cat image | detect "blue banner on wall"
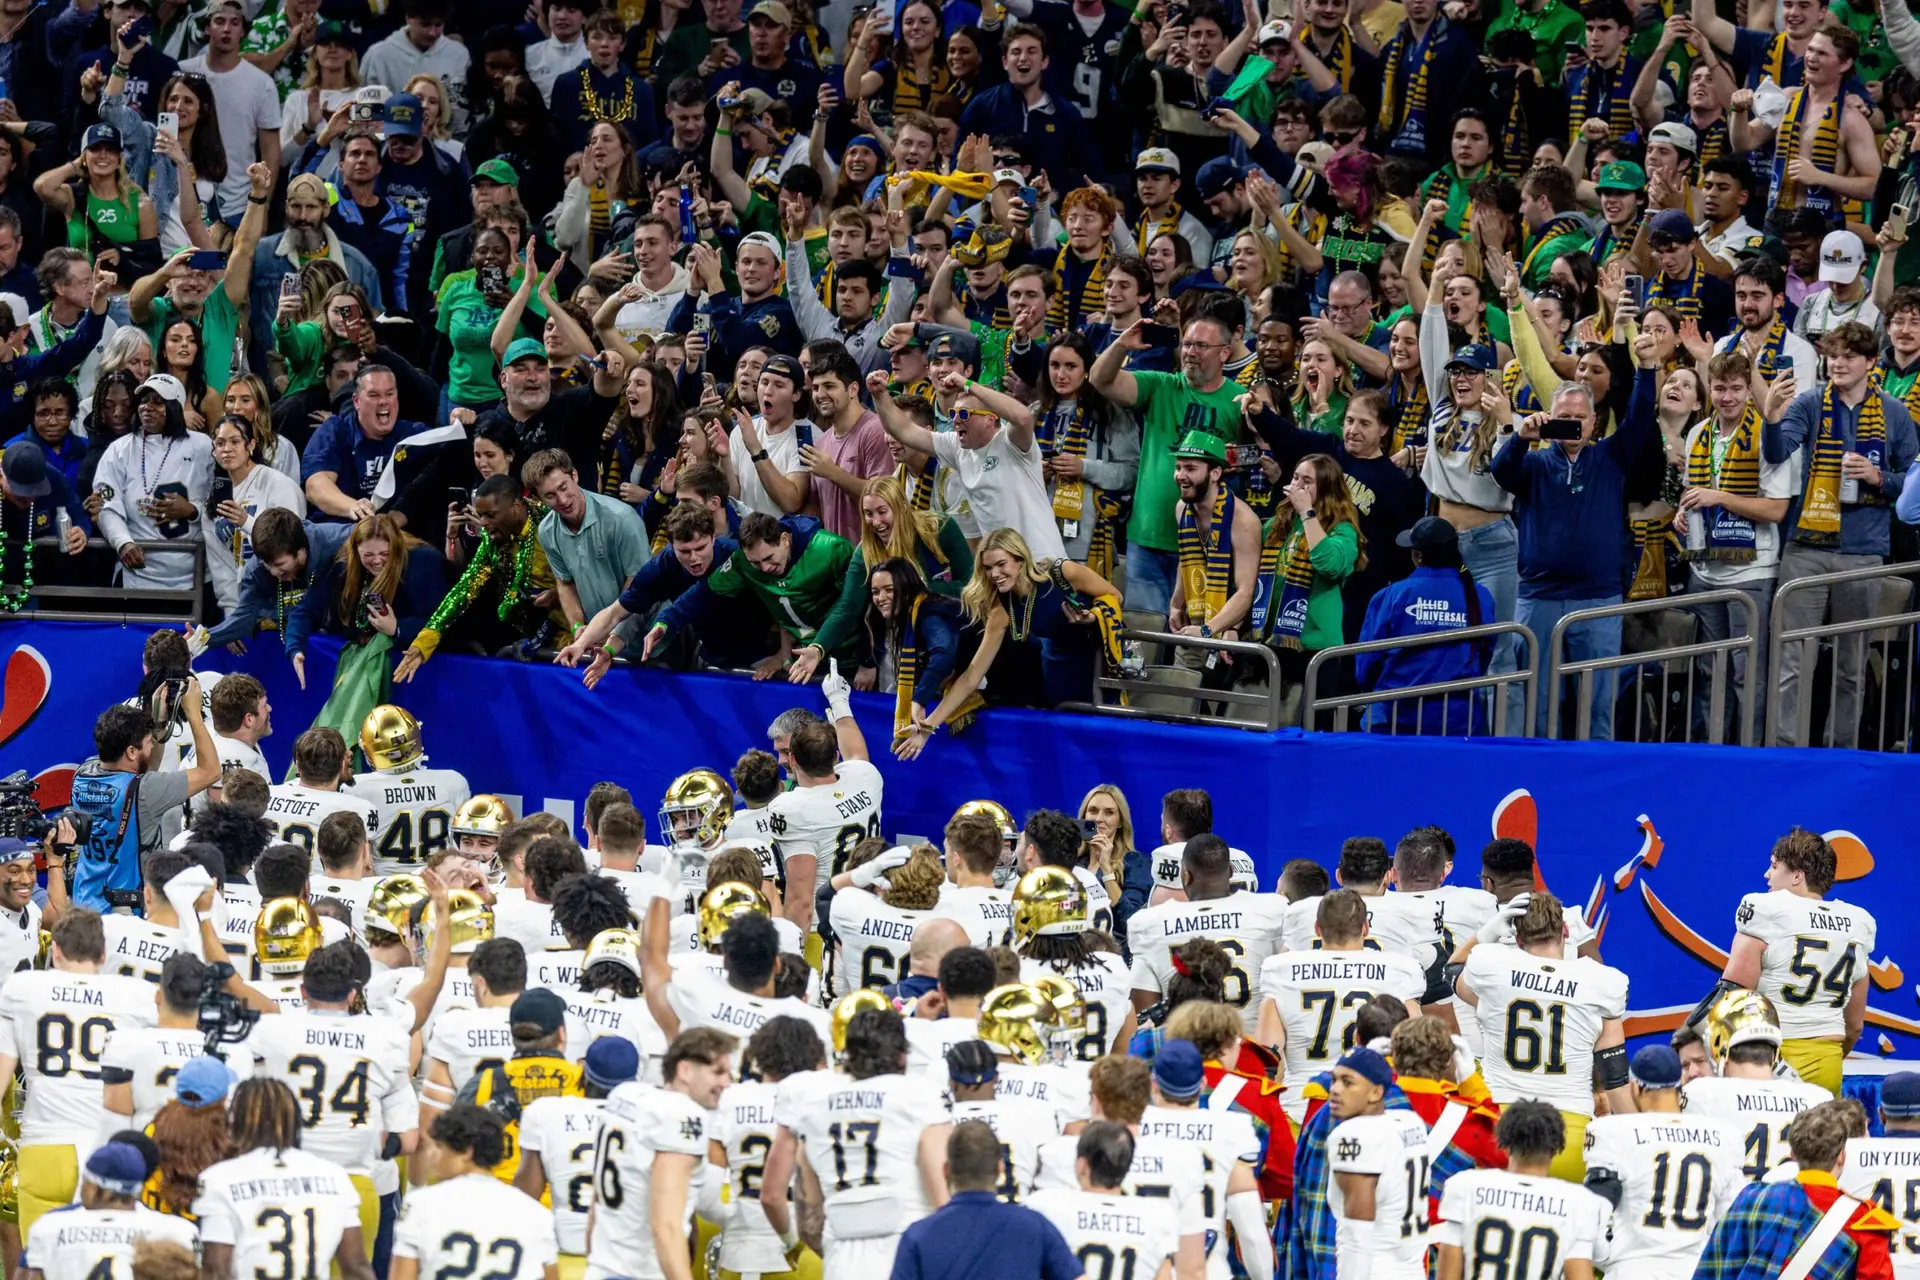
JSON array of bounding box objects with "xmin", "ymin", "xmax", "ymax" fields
[{"xmin": 4, "ymin": 620, "xmax": 1918, "ymax": 1059}]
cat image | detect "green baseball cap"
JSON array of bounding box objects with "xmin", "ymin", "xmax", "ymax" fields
[
  {"xmin": 1594, "ymin": 160, "xmax": 1647, "ymax": 193},
  {"xmin": 473, "ymin": 158, "xmax": 519, "ymax": 187},
  {"xmin": 502, "ymin": 337, "xmax": 546, "ymax": 367},
  {"xmin": 1170, "ymin": 430, "xmax": 1228, "ymax": 464}
]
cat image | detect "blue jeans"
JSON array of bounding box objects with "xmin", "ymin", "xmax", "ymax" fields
[
  {"xmin": 1518, "ymin": 593, "xmax": 1623, "ymax": 740},
  {"xmin": 1126, "ymin": 547, "xmax": 1180, "ymax": 618},
  {"xmin": 1456, "ymin": 518, "xmax": 1519, "ymax": 729}
]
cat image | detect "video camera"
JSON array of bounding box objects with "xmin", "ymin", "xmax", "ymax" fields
[
  {"xmin": 196, "ymin": 960, "xmax": 259, "ymax": 1060},
  {"xmin": 0, "ymin": 773, "xmax": 52, "ymax": 843}
]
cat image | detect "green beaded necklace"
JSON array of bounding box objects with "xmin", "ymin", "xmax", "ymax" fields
[{"xmin": 0, "ymin": 504, "xmax": 33, "ymax": 612}]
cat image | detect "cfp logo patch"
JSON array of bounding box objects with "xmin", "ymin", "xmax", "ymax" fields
[
  {"xmin": 1334, "ymin": 1137, "xmax": 1361, "ymax": 1162},
  {"xmin": 680, "ymin": 1115, "xmax": 704, "ymax": 1141}
]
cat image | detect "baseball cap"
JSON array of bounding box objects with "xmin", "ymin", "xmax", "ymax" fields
[
  {"xmin": 83, "ymin": 1143, "xmax": 149, "ymax": 1197},
  {"xmin": 946, "ymin": 1040, "xmax": 1000, "ymax": 1087},
  {"xmin": 1628, "ymin": 1044, "xmax": 1682, "ymax": 1089},
  {"xmin": 1336, "ymin": 1046, "xmax": 1394, "ymax": 1087},
  {"xmin": 1256, "ymin": 17, "xmax": 1290, "ymax": 43},
  {"xmin": 991, "ymin": 168, "xmax": 1026, "ymax": 188},
  {"xmin": 727, "ymin": 88, "xmax": 776, "ymax": 120},
  {"xmin": 761, "ymin": 353, "xmax": 804, "ymax": 384},
  {"xmin": 1733, "ymin": 234, "xmax": 1790, "ymax": 268},
  {"xmin": 1445, "ymin": 343, "xmax": 1497, "ymax": 373},
  {"xmin": 1293, "ymin": 141, "xmax": 1335, "ymax": 173},
  {"xmin": 1135, "ymin": 147, "xmax": 1180, "ymax": 175},
  {"xmin": 748, "ymin": 0, "xmax": 792, "ymax": 23},
  {"xmin": 314, "ymin": 19, "xmax": 351, "ymax": 43},
  {"xmin": 502, "ymin": 337, "xmax": 546, "ymax": 367},
  {"xmin": 510, "ymin": 988, "xmax": 569, "ymax": 1036},
  {"xmin": 1819, "ymin": 229, "xmax": 1866, "ymax": 283},
  {"xmin": 1647, "ymin": 208, "xmax": 1697, "ymax": 243},
  {"xmin": 1194, "ymin": 156, "xmax": 1246, "ymax": 201},
  {"xmin": 737, "ymin": 230, "xmax": 785, "ymax": 261},
  {"xmin": 1396, "ymin": 515, "xmax": 1459, "ymax": 552},
  {"xmin": 1170, "ymin": 430, "xmax": 1227, "ymax": 464},
  {"xmin": 81, "ymin": 123, "xmax": 121, "ymax": 152},
  {"xmin": 0, "ymin": 837, "xmax": 35, "ymax": 865},
  {"xmin": 1883, "ymin": 1071, "xmax": 1920, "ymax": 1118},
  {"xmin": 1648, "ymin": 121, "xmax": 1698, "ymax": 154},
  {"xmin": 584, "ymin": 1037, "xmax": 641, "ymax": 1090},
  {"xmin": 138, "ymin": 373, "xmax": 186, "ymax": 405},
  {"xmin": 927, "ymin": 331, "xmax": 981, "ymax": 368},
  {"xmin": 1151, "ymin": 1039, "xmax": 1205, "ymax": 1101},
  {"xmin": 206, "ymin": 0, "xmax": 247, "ymax": 15},
  {"xmin": 474, "ymin": 158, "xmax": 519, "ymax": 188},
  {"xmin": 383, "ymin": 93, "xmax": 424, "ymax": 137},
  {"xmin": 1, "ymin": 441, "xmax": 50, "ymax": 499},
  {"xmin": 1594, "ymin": 160, "xmax": 1647, "ymax": 193},
  {"xmin": 175, "ymin": 1055, "xmax": 235, "ymax": 1108}
]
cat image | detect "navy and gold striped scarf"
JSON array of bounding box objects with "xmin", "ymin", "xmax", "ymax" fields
[
  {"xmin": 1176, "ymin": 486, "xmax": 1236, "ymax": 626},
  {"xmin": 1685, "ymin": 404, "xmax": 1764, "ymax": 562},
  {"xmin": 1568, "ymin": 57, "xmax": 1638, "ymax": 144},
  {"xmin": 1048, "ymin": 240, "xmax": 1112, "ymax": 332}
]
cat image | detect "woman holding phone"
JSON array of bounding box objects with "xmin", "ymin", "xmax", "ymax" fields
[
  {"xmin": 219, "ymin": 373, "xmax": 298, "ymax": 480},
  {"xmin": 284, "ymin": 512, "xmax": 446, "ymax": 706},
  {"xmin": 91, "ymin": 68, "xmax": 222, "ymax": 257},
  {"xmin": 205, "ymin": 414, "xmax": 304, "ymax": 613},
  {"xmin": 433, "ymin": 225, "xmax": 524, "ymax": 413}
]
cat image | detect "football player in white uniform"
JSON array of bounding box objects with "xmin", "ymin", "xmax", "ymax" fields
[
  {"xmin": 656, "ymin": 769, "xmax": 745, "ymax": 915},
  {"xmin": 451, "ymin": 793, "xmax": 516, "ymax": 866},
  {"xmin": 236, "ymin": 937, "xmax": 420, "ymax": 1250},
  {"xmin": 311, "ymin": 811, "xmax": 377, "ymax": 935},
  {"xmin": 723, "ymin": 749, "xmax": 786, "ymax": 888},
  {"xmin": 1128, "ymin": 834, "xmax": 1287, "ymax": 1033},
  {"xmin": 1139, "ymin": 1039, "xmax": 1272, "ymax": 1280},
  {"xmin": 344, "ymin": 706, "xmax": 470, "ymax": 875},
  {"xmin": 1680, "ymin": 989, "xmax": 1830, "ymax": 1182},
  {"xmin": 585, "ymin": 1027, "xmax": 736, "ymax": 1280},
  {"xmin": 761, "ymin": 1007, "xmax": 951, "ymax": 1278},
  {"xmin": 195, "ymin": 1077, "xmax": 373, "ymax": 1280},
  {"xmin": 1258, "ymin": 890, "xmax": 1428, "ymax": 1124},
  {"xmin": 1706, "ymin": 827, "xmax": 1874, "ymax": 1096},
  {"xmin": 764, "ymin": 711, "xmax": 882, "ymax": 940},
  {"xmin": 903, "ymin": 945, "xmax": 996, "ymax": 1078},
  {"xmin": 1457, "ymin": 893, "xmax": 1632, "ymax": 1181},
  {"xmin": 930, "ymin": 811, "xmax": 1014, "ymax": 947},
  {"xmin": 0, "ymin": 909, "xmax": 159, "ymax": 1238},
  {"xmin": 706, "ymin": 1016, "xmax": 828, "ymax": 1278},
  {"xmin": 1434, "ymin": 1101, "xmax": 1610, "ymax": 1280},
  {"xmin": 1325, "ymin": 1046, "xmax": 1434, "ymax": 1280},
  {"xmin": 1029, "ymin": 1121, "xmax": 1184, "ymax": 1280},
  {"xmin": 828, "ymin": 844, "xmax": 942, "ymax": 996},
  {"xmin": 974, "ymin": 984, "xmax": 1092, "ymax": 1131},
  {"xmin": 946, "ymin": 1039, "xmax": 1055, "ymax": 1203},
  {"xmin": 17, "ymin": 1141, "xmax": 199, "ymax": 1280},
  {"xmin": 667, "ymin": 852, "xmax": 806, "ymax": 964},
  {"xmin": 396, "ymin": 1104, "xmax": 558, "ymax": 1280},
  {"xmin": 1582, "ymin": 1044, "xmax": 1743, "ymax": 1280},
  {"xmin": 640, "ymin": 895, "xmax": 831, "ymax": 1056},
  {"xmin": 268, "ymin": 728, "xmax": 380, "ymax": 857},
  {"xmin": 1842, "ymin": 1069, "xmax": 1920, "ymax": 1280},
  {"xmin": 99, "ymin": 849, "xmax": 191, "ymax": 985},
  {"xmin": 518, "ymin": 1037, "xmax": 641, "ymax": 1277},
  {"xmin": 590, "ymin": 804, "xmax": 675, "ymax": 924},
  {"xmin": 424, "ymin": 939, "xmax": 531, "ymax": 1108},
  {"xmin": 1012, "ymin": 864, "xmax": 1135, "ymax": 1061},
  {"xmin": 102, "ymin": 952, "xmax": 253, "ymax": 1132},
  {"xmin": 1145, "ymin": 789, "xmax": 1257, "ymax": 901},
  {"xmin": 0, "ymin": 836, "xmax": 43, "ymax": 980},
  {"xmin": 1282, "ymin": 839, "xmax": 1445, "ymax": 975}
]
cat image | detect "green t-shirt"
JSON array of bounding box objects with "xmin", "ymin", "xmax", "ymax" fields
[
  {"xmin": 1486, "ymin": 0, "xmax": 1585, "ymax": 85},
  {"xmin": 145, "ymin": 289, "xmax": 239, "ymax": 394},
  {"xmin": 1127, "ymin": 371, "xmax": 1246, "ymax": 554},
  {"xmin": 434, "ymin": 271, "xmax": 543, "ymax": 407},
  {"xmin": 1832, "ymin": 0, "xmax": 1897, "ymax": 83}
]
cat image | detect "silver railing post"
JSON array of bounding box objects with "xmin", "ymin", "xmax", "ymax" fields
[
  {"xmin": 1767, "ymin": 560, "xmax": 1920, "ymax": 750},
  {"xmin": 1299, "ymin": 622, "xmax": 1539, "ymax": 738},
  {"xmin": 1543, "ymin": 592, "xmax": 1760, "ymax": 744}
]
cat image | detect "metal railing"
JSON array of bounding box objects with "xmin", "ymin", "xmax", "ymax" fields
[
  {"xmin": 1058, "ymin": 628, "xmax": 1284, "ymax": 732},
  {"xmin": 1302, "ymin": 622, "xmax": 1540, "ymax": 737},
  {"xmin": 1545, "ymin": 592, "xmax": 1762, "ymax": 745},
  {"xmin": 1, "ymin": 538, "xmax": 204, "ymax": 625},
  {"xmin": 1767, "ymin": 560, "xmax": 1920, "ymax": 750}
]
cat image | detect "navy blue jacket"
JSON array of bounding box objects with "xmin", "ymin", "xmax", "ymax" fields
[
  {"xmin": 0, "ymin": 311, "xmax": 103, "ymax": 438},
  {"xmin": 956, "ymin": 84, "xmax": 1092, "ymax": 195},
  {"xmin": 1492, "ymin": 369, "xmax": 1658, "ymax": 601},
  {"xmin": 665, "ymin": 291, "xmax": 801, "ymax": 383},
  {"xmin": 617, "ymin": 535, "xmax": 740, "ymax": 617},
  {"xmin": 204, "ymin": 520, "xmax": 353, "ymax": 650},
  {"xmin": 0, "ymin": 465, "xmax": 89, "ymax": 583},
  {"xmin": 1356, "ymin": 564, "xmax": 1497, "ymax": 735},
  {"xmin": 888, "ymin": 1192, "xmax": 1080, "ymax": 1280}
]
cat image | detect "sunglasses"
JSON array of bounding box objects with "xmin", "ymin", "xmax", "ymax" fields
[{"xmin": 1326, "ymin": 130, "xmax": 1362, "ymax": 146}]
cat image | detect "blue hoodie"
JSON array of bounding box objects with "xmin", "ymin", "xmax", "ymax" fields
[{"xmin": 1355, "ymin": 565, "xmax": 1498, "ymax": 735}]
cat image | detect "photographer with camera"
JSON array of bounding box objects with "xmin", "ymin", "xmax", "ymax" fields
[{"xmin": 69, "ymin": 681, "xmax": 223, "ymax": 914}]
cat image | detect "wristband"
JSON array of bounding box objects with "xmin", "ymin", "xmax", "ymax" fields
[
  {"xmin": 750, "ymin": 449, "xmax": 768, "ymax": 462},
  {"xmin": 248, "ymin": 194, "xmax": 270, "ymax": 204}
]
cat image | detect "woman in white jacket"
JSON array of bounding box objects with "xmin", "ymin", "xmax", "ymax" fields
[
  {"xmin": 94, "ymin": 373, "xmax": 214, "ymax": 594},
  {"xmin": 205, "ymin": 414, "xmax": 305, "ymax": 612}
]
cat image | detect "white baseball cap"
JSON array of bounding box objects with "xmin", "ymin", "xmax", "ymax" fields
[
  {"xmin": 992, "ymin": 168, "xmax": 1025, "ymax": 187},
  {"xmin": 1256, "ymin": 18, "xmax": 1290, "ymax": 43},
  {"xmin": 1648, "ymin": 121, "xmax": 1697, "ymax": 154},
  {"xmin": 1134, "ymin": 147, "xmax": 1180, "ymax": 175},
  {"xmin": 1818, "ymin": 229, "xmax": 1866, "ymax": 283},
  {"xmin": 138, "ymin": 373, "xmax": 186, "ymax": 405}
]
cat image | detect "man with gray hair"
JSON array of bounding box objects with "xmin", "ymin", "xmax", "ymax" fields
[
  {"xmin": 766, "ymin": 707, "xmax": 822, "ymax": 780},
  {"xmin": 1491, "ymin": 334, "xmax": 1662, "ymax": 739},
  {"xmin": 1298, "ymin": 270, "xmax": 1391, "ymax": 384}
]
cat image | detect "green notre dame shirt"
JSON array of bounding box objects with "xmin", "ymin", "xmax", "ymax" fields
[
  {"xmin": 1127, "ymin": 371, "xmax": 1246, "ymax": 554},
  {"xmin": 703, "ymin": 518, "xmax": 855, "ymax": 654}
]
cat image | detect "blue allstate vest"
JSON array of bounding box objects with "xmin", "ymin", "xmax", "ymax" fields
[{"xmin": 69, "ymin": 769, "xmax": 141, "ymax": 910}]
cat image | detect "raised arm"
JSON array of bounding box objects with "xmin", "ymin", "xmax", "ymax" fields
[
  {"xmin": 1689, "ymin": 0, "xmax": 1738, "ymax": 57},
  {"xmin": 709, "ymin": 84, "xmax": 754, "ymax": 212},
  {"xmin": 864, "ymin": 369, "xmax": 939, "ymax": 453},
  {"xmin": 224, "ymin": 162, "xmax": 274, "ymax": 307},
  {"xmin": 1089, "ymin": 320, "xmax": 1146, "ymax": 406},
  {"xmin": 491, "ymin": 245, "xmax": 540, "ymax": 359},
  {"xmin": 898, "ymin": 607, "xmax": 1007, "ymax": 759}
]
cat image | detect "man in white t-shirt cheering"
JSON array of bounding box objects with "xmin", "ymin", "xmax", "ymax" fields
[{"xmin": 867, "ymin": 341, "xmax": 1067, "ymax": 560}]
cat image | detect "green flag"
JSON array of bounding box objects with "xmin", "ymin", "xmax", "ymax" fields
[{"xmin": 1221, "ymin": 55, "xmax": 1276, "ymax": 127}]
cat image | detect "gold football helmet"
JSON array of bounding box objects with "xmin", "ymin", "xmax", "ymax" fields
[
  {"xmin": 1026, "ymin": 973, "xmax": 1087, "ymax": 1030},
  {"xmin": 831, "ymin": 988, "xmax": 894, "ymax": 1055},
  {"xmin": 424, "ymin": 888, "xmax": 494, "ymax": 954},
  {"xmin": 977, "ymin": 983, "xmax": 1055, "ymax": 1066},
  {"xmin": 367, "ymin": 875, "xmax": 430, "ymax": 941},
  {"xmin": 1703, "ymin": 988, "xmax": 1782, "ymax": 1063},
  {"xmin": 584, "ymin": 928, "xmax": 643, "ymax": 979},
  {"xmin": 255, "ymin": 897, "xmax": 323, "ymax": 976},
  {"xmin": 360, "ymin": 705, "xmax": 425, "ymax": 773},
  {"xmin": 0, "ymin": 1136, "xmax": 17, "ymax": 1222},
  {"xmin": 452, "ymin": 794, "xmax": 515, "ymax": 841},
  {"xmin": 953, "ymin": 800, "xmax": 1018, "ymax": 886},
  {"xmin": 1012, "ymin": 866, "xmax": 1088, "ymax": 946},
  {"xmin": 698, "ymin": 881, "xmax": 770, "ymax": 951},
  {"xmin": 661, "ymin": 769, "xmax": 734, "ymax": 853}
]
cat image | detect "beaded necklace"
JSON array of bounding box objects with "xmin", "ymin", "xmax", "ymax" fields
[
  {"xmin": 1005, "ymin": 582, "xmax": 1039, "ymax": 641},
  {"xmin": 498, "ymin": 519, "xmax": 538, "ymax": 622},
  {"xmin": 276, "ymin": 564, "xmax": 315, "ymax": 636},
  {"xmin": 579, "ymin": 65, "xmax": 636, "ymax": 124},
  {"xmin": 138, "ymin": 431, "xmax": 175, "ymax": 501},
  {"xmin": 0, "ymin": 505, "xmax": 33, "ymax": 611}
]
